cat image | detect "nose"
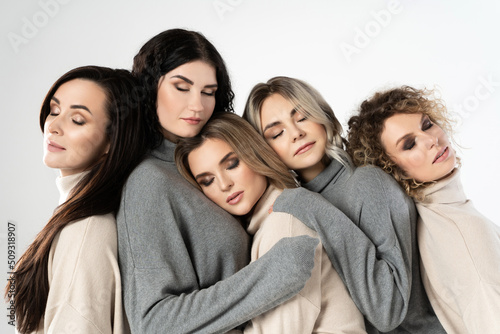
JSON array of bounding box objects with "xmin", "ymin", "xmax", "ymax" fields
[
  {"xmin": 46, "ymin": 115, "xmax": 62, "ymax": 135},
  {"xmin": 422, "ymin": 132, "xmax": 438, "ymax": 149},
  {"xmin": 291, "ymin": 124, "xmax": 305, "ymax": 142},
  {"xmin": 219, "ymin": 174, "xmax": 234, "ymax": 192},
  {"xmin": 188, "ymin": 92, "xmax": 204, "ymax": 112}
]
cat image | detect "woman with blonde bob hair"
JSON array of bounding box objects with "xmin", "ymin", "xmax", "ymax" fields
[
  {"xmin": 244, "ymin": 76, "xmax": 350, "ymax": 168},
  {"xmin": 347, "ymin": 85, "xmax": 500, "ymax": 333},
  {"xmin": 175, "ymin": 112, "xmax": 367, "ymax": 333},
  {"xmin": 243, "ymin": 76, "xmax": 445, "ymax": 333}
]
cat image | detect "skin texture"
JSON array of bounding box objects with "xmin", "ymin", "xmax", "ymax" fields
[
  {"xmin": 43, "ymin": 79, "xmax": 110, "ymax": 177},
  {"xmin": 260, "ymin": 93, "xmax": 327, "ymax": 182},
  {"xmin": 381, "ymin": 113, "xmax": 456, "ymax": 183},
  {"xmin": 157, "ymin": 61, "xmax": 218, "ymax": 142},
  {"xmin": 187, "ymin": 138, "xmax": 268, "ymax": 216}
]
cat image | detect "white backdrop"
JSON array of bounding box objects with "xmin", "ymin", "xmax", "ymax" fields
[{"xmin": 1, "ymin": 0, "xmax": 499, "ymax": 331}]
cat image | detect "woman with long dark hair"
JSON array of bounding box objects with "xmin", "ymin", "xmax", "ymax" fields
[
  {"xmin": 6, "ymin": 66, "xmax": 147, "ymax": 333},
  {"xmin": 117, "ymin": 29, "xmax": 317, "ymax": 333}
]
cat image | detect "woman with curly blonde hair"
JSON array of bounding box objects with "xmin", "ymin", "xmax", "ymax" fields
[{"xmin": 347, "ymin": 85, "xmax": 500, "ymax": 333}]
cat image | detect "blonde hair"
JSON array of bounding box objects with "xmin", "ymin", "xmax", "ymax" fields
[
  {"xmin": 243, "ymin": 76, "xmax": 351, "ymax": 167},
  {"xmin": 175, "ymin": 112, "xmax": 297, "ymax": 191},
  {"xmin": 347, "ymin": 85, "xmax": 458, "ymax": 200}
]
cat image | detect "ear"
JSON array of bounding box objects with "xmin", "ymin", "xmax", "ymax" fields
[{"xmin": 104, "ymin": 141, "xmax": 111, "ymax": 155}]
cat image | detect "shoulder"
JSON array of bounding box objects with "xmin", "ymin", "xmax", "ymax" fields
[
  {"xmin": 57, "ymin": 214, "xmax": 118, "ymax": 252},
  {"xmin": 126, "ymin": 154, "xmax": 173, "ymax": 187},
  {"xmin": 349, "ymin": 165, "xmax": 407, "ymax": 197}
]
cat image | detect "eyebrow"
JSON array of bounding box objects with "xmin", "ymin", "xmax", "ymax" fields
[
  {"xmin": 263, "ymin": 108, "xmax": 297, "ymax": 133},
  {"xmin": 194, "ymin": 151, "xmax": 235, "ymax": 180},
  {"xmin": 170, "ymin": 75, "xmax": 218, "ymax": 89},
  {"xmin": 394, "ymin": 113, "xmax": 426, "ymax": 147},
  {"xmin": 51, "ymin": 96, "xmax": 93, "ymax": 115}
]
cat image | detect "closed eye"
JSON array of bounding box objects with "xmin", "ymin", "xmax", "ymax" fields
[
  {"xmin": 271, "ymin": 130, "xmax": 284, "ymax": 140},
  {"xmin": 226, "ymin": 158, "xmax": 240, "ymax": 170},
  {"xmin": 198, "ymin": 177, "xmax": 214, "ymax": 187},
  {"xmin": 403, "ymin": 138, "xmax": 416, "ymax": 150},
  {"xmin": 422, "ymin": 118, "xmax": 434, "ymax": 131}
]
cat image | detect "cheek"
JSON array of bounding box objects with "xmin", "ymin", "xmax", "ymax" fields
[
  {"xmin": 268, "ymin": 140, "xmax": 289, "ymax": 161},
  {"xmin": 75, "ymin": 130, "xmax": 108, "ymax": 161},
  {"xmin": 202, "ymin": 188, "xmax": 222, "ymax": 206}
]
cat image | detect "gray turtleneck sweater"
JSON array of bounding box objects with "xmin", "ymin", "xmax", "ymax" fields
[
  {"xmin": 116, "ymin": 139, "xmax": 317, "ymax": 334},
  {"xmin": 273, "ymin": 159, "xmax": 445, "ymax": 334}
]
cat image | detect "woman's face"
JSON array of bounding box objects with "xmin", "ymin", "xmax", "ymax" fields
[
  {"xmin": 157, "ymin": 60, "xmax": 217, "ymax": 141},
  {"xmin": 380, "ymin": 112, "xmax": 456, "ymax": 182},
  {"xmin": 187, "ymin": 138, "xmax": 268, "ymax": 216},
  {"xmin": 43, "ymin": 79, "xmax": 110, "ymax": 177},
  {"xmin": 259, "ymin": 93, "xmax": 327, "ymax": 182}
]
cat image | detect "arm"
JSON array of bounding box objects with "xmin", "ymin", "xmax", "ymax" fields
[
  {"xmin": 273, "ymin": 184, "xmax": 412, "ymax": 332},
  {"xmin": 118, "ymin": 165, "xmax": 317, "ymax": 334}
]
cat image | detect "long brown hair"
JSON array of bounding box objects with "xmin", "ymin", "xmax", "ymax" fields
[
  {"xmin": 6, "ymin": 66, "xmax": 148, "ymax": 333},
  {"xmin": 175, "ymin": 113, "xmax": 297, "ymax": 191}
]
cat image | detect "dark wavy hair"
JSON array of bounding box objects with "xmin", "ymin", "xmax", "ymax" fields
[
  {"xmin": 347, "ymin": 85, "xmax": 457, "ymax": 200},
  {"xmin": 6, "ymin": 66, "xmax": 148, "ymax": 333},
  {"xmin": 132, "ymin": 28, "xmax": 235, "ymax": 148}
]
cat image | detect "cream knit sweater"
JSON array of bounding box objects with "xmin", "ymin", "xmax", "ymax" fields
[
  {"xmin": 417, "ymin": 168, "xmax": 500, "ymax": 334},
  {"xmin": 32, "ymin": 172, "xmax": 130, "ymax": 333},
  {"xmin": 244, "ymin": 185, "xmax": 366, "ymax": 334}
]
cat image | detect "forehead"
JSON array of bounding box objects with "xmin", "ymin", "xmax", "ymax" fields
[
  {"xmin": 53, "ymin": 79, "xmax": 108, "ymax": 111},
  {"xmin": 188, "ymin": 138, "xmax": 231, "ymax": 170},
  {"xmin": 261, "ymin": 94, "xmax": 293, "ymax": 115},
  {"xmin": 381, "ymin": 113, "xmax": 423, "ymax": 144},
  {"xmin": 166, "ymin": 60, "xmax": 216, "ymax": 81}
]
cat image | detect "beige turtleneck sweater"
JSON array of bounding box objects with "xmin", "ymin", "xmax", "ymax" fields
[
  {"xmin": 417, "ymin": 168, "xmax": 500, "ymax": 334},
  {"xmin": 32, "ymin": 172, "xmax": 130, "ymax": 333},
  {"xmin": 244, "ymin": 185, "xmax": 366, "ymax": 334}
]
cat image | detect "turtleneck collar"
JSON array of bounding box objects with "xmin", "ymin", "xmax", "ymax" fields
[
  {"xmin": 420, "ymin": 168, "xmax": 466, "ymax": 205},
  {"xmin": 55, "ymin": 172, "xmax": 87, "ymax": 205},
  {"xmin": 151, "ymin": 138, "xmax": 176, "ymax": 163},
  {"xmin": 246, "ymin": 185, "xmax": 283, "ymax": 235},
  {"xmin": 302, "ymin": 158, "xmax": 347, "ymax": 193}
]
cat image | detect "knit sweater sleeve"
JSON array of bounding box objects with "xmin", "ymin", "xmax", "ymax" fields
[
  {"xmin": 273, "ymin": 172, "xmax": 412, "ymax": 332},
  {"xmin": 117, "ymin": 161, "xmax": 317, "ymax": 334}
]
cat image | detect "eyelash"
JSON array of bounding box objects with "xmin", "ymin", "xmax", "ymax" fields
[
  {"xmin": 272, "ymin": 131, "xmax": 284, "ymax": 140},
  {"xmin": 176, "ymin": 86, "xmax": 215, "ymax": 96},
  {"xmin": 200, "ymin": 178, "xmax": 214, "ymax": 187}
]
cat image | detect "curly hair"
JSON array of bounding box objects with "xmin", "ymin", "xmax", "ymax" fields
[
  {"xmin": 132, "ymin": 28, "xmax": 235, "ymax": 149},
  {"xmin": 346, "ymin": 85, "xmax": 457, "ymax": 200}
]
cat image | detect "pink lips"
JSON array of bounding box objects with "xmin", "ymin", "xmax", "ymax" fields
[
  {"xmin": 47, "ymin": 139, "xmax": 65, "ymax": 152},
  {"xmin": 433, "ymin": 147, "xmax": 449, "ymax": 164},
  {"xmin": 182, "ymin": 117, "xmax": 202, "ymax": 125},
  {"xmin": 295, "ymin": 142, "xmax": 315, "ymax": 156},
  {"xmin": 226, "ymin": 191, "xmax": 243, "ymax": 205}
]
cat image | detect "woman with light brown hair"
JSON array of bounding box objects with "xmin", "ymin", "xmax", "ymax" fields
[
  {"xmin": 347, "ymin": 85, "xmax": 500, "ymax": 333},
  {"xmin": 175, "ymin": 112, "xmax": 366, "ymax": 333}
]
